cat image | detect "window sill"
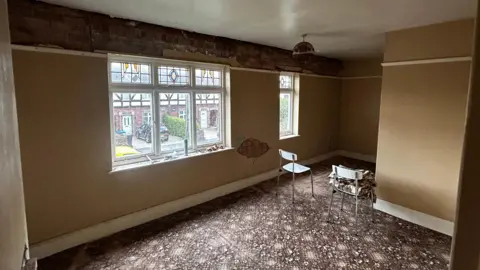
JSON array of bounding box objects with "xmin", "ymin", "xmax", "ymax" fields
[
  {"xmin": 280, "ymin": 134, "xmax": 300, "ymax": 140},
  {"xmin": 109, "ymin": 147, "xmax": 235, "ymax": 174}
]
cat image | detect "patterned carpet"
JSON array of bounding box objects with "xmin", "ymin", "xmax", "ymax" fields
[{"xmin": 39, "ymin": 157, "xmax": 452, "ymax": 269}]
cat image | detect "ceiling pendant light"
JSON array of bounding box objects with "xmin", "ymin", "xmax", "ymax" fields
[{"xmin": 293, "ymin": 34, "xmax": 315, "ymax": 56}]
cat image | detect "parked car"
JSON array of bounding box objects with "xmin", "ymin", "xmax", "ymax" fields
[
  {"xmin": 159, "ymin": 125, "xmax": 169, "ymax": 142},
  {"xmin": 135, "ymin": 124, "xmax": 169, "ymax": 143}
]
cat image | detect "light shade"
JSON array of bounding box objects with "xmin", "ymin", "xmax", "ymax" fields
[{"xmin": 292, "ymin": 41, "xmax": 315, "ymax": 55}]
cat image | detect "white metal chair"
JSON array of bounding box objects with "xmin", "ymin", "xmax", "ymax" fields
[
  {"xmin": 327, "ymin": 165, "xmax": 375, "ymax": 227},
  {"xmin": 276, "ymin": 149, "xmax": 314, "ymax": 203}
]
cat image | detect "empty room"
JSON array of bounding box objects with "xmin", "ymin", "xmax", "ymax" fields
[{"xmin": 2, "ymin": 0, "xmax": 480, "ymax": 269}]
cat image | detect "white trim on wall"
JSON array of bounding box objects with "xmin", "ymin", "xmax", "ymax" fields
[
  {"xmin": 382, "ymin": 56, "xmax": 472, "ymax": 67},
  {"xmin": 341, "ymin": 76, "xmax": 382, "ymax": 80},
  {"xmin": 298, "ymin": 73, "xmax": 383, "ymax": 80},
  {"xmin": 230, "ymin": 66, "xmax": 280, "ymax": 74},
  {"xmin": 300, "ymin": 73, "xmax": 340, "ymax": 79},
  {"xmin": 30, "ymin": 151, "xmax": 338, "ymax": 259},
  {"xmin": 11, "ymin": 45, "xmax": 107, "ymax": 58},
  {"xmin": 300, "ymin": 73, "xmax": 384, "ymax": 80},
  {"xmin": 374, "ymin": 199, "xmax": 454, "ymax": 236}
]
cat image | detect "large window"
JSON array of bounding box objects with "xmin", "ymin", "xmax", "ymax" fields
[
  {"xmin": 109, "ymin": 56, "xmax": 225, "ymax": 168},
  {"xmin": 279, "ymin": 74, "xmax": 294, "ymax": 137}
]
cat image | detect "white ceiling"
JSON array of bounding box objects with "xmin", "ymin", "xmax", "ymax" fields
[{"xmin": 42, "ymin": 0, "xmax": 477, "ymax": 59}]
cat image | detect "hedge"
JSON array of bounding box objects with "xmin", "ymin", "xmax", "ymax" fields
[{"xmin": 163, "ymin": 115, "xmax": 186, "ymax": 138}]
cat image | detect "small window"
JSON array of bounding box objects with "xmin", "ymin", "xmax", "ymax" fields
[
  {"xmin": 143, "ymin": 111, "xmax": 152, "ymax": 125},
  {"xmin": 111, "ymin": 62, "xmax": 151, "ymax": 84},
  {"xmin": 158, "ymin": 66, "xmax": 190, "ymax": 86},
  {"xmin": 179, "ymin": 110, "xmax": 186, "ymax": 120},
  {"xmin": 279, "ymin": 74, "xmax": 296, "ymax": 138},
  {"xmin": 195, "ymin": 68, "xmax": 222, "ymax": 87}
]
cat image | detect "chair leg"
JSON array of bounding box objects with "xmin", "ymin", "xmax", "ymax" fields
[
  {"xmin": 355, "ymin": 195, "xmax": 359, "ymax": 223},
  {"xmin": 310, "ymin": 170, "xmax": 314, "ymax": 197},
  {"xmin": 276, "ymin": 169, "xmax": 281, "ymax": 196},
  {"xmin": 340, "ymin": 192, "xmax": 346, "ymax": 211},
  {"xmin": 371, "ymin": 191, "xmax": 375, "ymax": 223},
  {"xmin": 292, "ymin": 172, "xmax": 295, "ymax": 203},
  {"xmin": 327, "ymin": 189, "xmax": 335, "ymax": 222}
]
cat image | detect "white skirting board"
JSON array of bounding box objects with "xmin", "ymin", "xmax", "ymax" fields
[
  {"xmin": 374, "ymin": 199, "xmax": 454, "ymax": 236},
  {"xmin": 30, "ymin": 151, "xmax": 338, "ymax": 259}
]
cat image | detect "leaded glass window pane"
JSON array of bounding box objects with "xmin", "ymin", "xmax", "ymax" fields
[
  {"xmin": 280, "ymin": 75, "xmax": 293, "ymax": 89},
  {"xmin": 158, "ymin": 66, "xmax": 190, "ymax": 86},
  {"xmin": 195, "ymin": 68, "xmax": 221, "ymax": 87},
  {"xmin": 111, "ymin": 62, "xmax": 151, "ymax": 84}
]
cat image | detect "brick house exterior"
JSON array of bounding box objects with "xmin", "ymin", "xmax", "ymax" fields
[{"xmin": 113, "ymin": 98, "xmax": 220, "ymax": 135}]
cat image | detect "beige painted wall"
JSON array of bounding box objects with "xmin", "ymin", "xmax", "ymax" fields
[
  {"xmin": 377, "ymin": 62, "xmax": 470, "ymax": 221},
  {"xmin": 12, "ymin": 50, "xmax": 341, "ymax": 243},
  {"xmin": 377, "ymin": 19, "xmax": 473, "ymax": 221},
  {"xmin": 339, "ymin": 58, "xmax": 383, "ymax": 77},
  {"xmin": 339, "ymin": 78, "xmax": 382, "ymax": 156},
  {"xmin": 0, "ymin": 0, "xmax": 28, "ymax": 269},
  {"xmin": 279, "ymin": 75, "xmax": 341, "ymax": 155},
  {"xmin": 338, "ymin": 59, "xmax": 382, "ymax": 157},
  {"xmin": 385, "ymin": 19, "xmax": 474, "ymax": 62}
]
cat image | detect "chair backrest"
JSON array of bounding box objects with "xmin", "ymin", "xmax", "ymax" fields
[
  {"xmin": 279, "ymin": 149, "xmax": 297, "ymax": 161},
  {"xmin": 332, "ymin": 165, "xmax": 363, "ymax": 180}
]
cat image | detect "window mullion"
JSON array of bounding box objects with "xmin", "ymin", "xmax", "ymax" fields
[
  {"xmin": 192, "ymin": 91, "xmax": 197, "ymax": 150},
  {"xmin": 109, "ymin": 92, "xmax": 115, "ymax": 163},
  {"xmin": 154, "ymin": 90, "xmax": 161, "ymax": 154},
  {"xmin": 220, "ymin": 92, "xmax": 225, "ymax": 145},
  {"xmin": 190, "ymin": 65, "xmax": 196, "ymax": 88},
  {"xmin": 153, "ymin": 62, "xmax": 158, "ymax": 86},
  {"xmin": 290, "ymin": 90, "xmax": 294, "ymax": 134}
]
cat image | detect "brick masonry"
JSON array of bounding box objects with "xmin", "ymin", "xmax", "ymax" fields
[{"xmin": 8, "ymin": 0, "xmax": 343, "ymax": 76}]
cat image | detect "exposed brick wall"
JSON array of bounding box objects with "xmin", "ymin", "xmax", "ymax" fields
[{"xmin": 7, "ymin": 0, "xmax": 343, "ymax": 76}]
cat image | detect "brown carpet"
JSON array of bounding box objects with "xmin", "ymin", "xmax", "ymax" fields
[{"xmin": 39, "ymin": 157, "xmax": 451, "ymax": 269}]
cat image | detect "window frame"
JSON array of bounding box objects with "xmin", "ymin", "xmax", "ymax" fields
[
  {"xmin": 108, "ymin": 55, "xmax": 226, "ymax": 166},
  {"xmin": 279, "ymin": 73, "xmax": 295, "ymax": 138}
]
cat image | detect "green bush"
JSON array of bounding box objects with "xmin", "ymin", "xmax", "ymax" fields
[{"xmin": 163, "ymin": 115, "xmax": 186, "ymax": 138}]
